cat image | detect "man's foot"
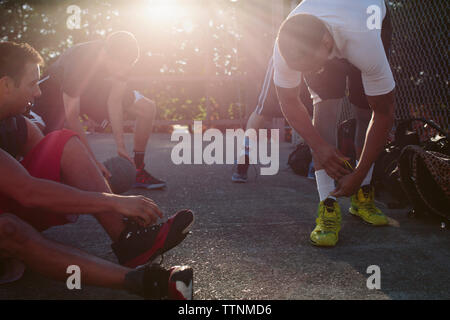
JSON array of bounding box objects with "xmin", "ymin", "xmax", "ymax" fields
[
  {"xmin": 129, "ymin": 263, "xmax": 193, "ymax": 300},
  {"xmin": 310, "ymin": 198, "xmax": 342, "ymax": 247},
  {"xmin": 231, "ymin": 155, "xmax": 249, "ymax": 183},
  {"xmin": 349, "ymin": 185, "xmax": 388, "ymax": 226},
  {"xmin": 133, "ymin": 168, "xmax": 166, "ymax": 190},
  {"xmin": 112, "ymin": 209, "xmax": 195, "ymax": 268}
]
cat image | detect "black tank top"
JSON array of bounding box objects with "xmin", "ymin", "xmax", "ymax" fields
[{"xmin": 0, "ymin": 115, "xmax": 28, "ymax": 159}]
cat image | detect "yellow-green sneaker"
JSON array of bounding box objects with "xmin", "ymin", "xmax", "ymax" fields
[
  {"xmin": 349, "ymin": 185, "xmax": 388, "ymax": 226},
  {"xmin": 310, "ymin": 198, "xmax": 342, "ymax": 247}
]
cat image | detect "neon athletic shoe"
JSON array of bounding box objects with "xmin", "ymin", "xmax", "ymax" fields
[
  {"xmin": 310, "ymin": 198, "xmax": 342, "ymax": 247},
  {"xmin": 128, "ymin": 263, "xmax": 193, "ymax": 300},
  {"xmin": 133, "ymin": 168, "xmax": 166, "ymax": 190},
  {"xmin": 349, "ymin": 185, "xmax": 388, "ymax": 226},
  {"xmin": 112, "ymin": 209, "xmax": 194, "ymax": 268}
]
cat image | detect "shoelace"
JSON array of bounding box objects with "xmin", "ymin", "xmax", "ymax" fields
[
  {"xmin": 137, "ymin": 168, "xmax": 150, "ymax": 178},
  {"xmin": 125, "ymin": 218, "xmax": 169, "ymax": 239},
  {"xmin": 360, "ymin": 198, "xmax": 380, "ymax": 216},
  {"xmin": 358, "ymin": 189, "xmax": 380, "ymax": 215},
  {"xmin": 319, "ymin": 208, "xmax": 340, "ymax": 231}
]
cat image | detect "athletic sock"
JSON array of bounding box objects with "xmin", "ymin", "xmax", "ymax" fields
[
  {"xmin": 315, "ymin": 169, "xmax": 336, "ymax": 202},
  {"xmin": 356, "ymin": 161, "xmax": 374, "ymax": 187},
  {"xmin": 134, "ymin": 151, "xmax": 145, "ymax": 170}
]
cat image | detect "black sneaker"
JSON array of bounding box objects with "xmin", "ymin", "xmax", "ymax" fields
[
  {"xmin": 133, "ymin": 168, "xmax": 166, "ymax": 190},
  {"xmin": 128, "ymin": 263, "xmax": 193, "ymax": 300},
  {"xmin": 231, "ymin": 155, "xmax": 249, "ymax": 183},
  {"xmin": 112, "ymin": 209, "xmax": 194, "ymax": 268}
]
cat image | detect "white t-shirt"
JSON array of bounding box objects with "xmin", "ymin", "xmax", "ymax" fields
[{"xmin": 273, "ymin": 0, "xmax": 395, "ymax": 97}]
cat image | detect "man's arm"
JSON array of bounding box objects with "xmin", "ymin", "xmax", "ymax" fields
[
  {"xmin": 107, "ymin": 80, "xmax": 133, "ymax": 163},
  {"xmin": 276, "ymin": 85, "xmax": 350, "ymax": 180},
  {"xmin": 357, "ymin": 90, "xmax": 395, "ymax": 175},
  {"xmin": 0, "ymin": 149, "xmax": 161, "ymax": 225},
  {"xmin": 1, "ymin": 147, "xmax": 113, "ymax": 213},
  {"xmin": 62, "ymin": 93, "xmax": 111, "ymax": 178},
  {"xmin": 332, "ymin": 90, "xmax": 395, "ymax": 197}
]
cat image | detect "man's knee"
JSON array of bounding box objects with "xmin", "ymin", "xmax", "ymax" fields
[{"xmin": 62, "ymin": 136, "xmax": 91, "ymax": 161}]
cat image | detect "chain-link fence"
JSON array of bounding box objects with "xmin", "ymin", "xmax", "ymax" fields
[
  {"xmin": 389, "ymin": 0, "xmax": 448, "ymax": 131},
  {"xmin": 340, "ymin": 0, "xmax": 448, "ymax": 133}
]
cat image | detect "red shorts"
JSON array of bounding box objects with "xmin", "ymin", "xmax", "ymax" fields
[{"xmin": 0, "ymin": 129, "xmax": 79, "ymax": 231}]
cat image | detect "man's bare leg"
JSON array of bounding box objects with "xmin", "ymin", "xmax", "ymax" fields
[
  {"xmin": 0, "ymin": 213, "xmax": 129, "ymax": 289},
  {"xmin": 125, "ymin": 97, "xmax": 166, "ymax": 189},
  {"xmin": 131, "ymin": 98, "xmax": 156, "ymax": 154},
  {"xmin": 60, "ymin": 136, "xmax": 125, "ymax": 242},
  {"xmin": 309, "ymin": 99, "xmax": 344, "ymax": 247},
  {"xmin": 231, "ymin": 110, "xmax": 269, "ymax": 182},
  {"xmin": 311, "ymin": 98, "xmax": 343, "ymax": 201}
]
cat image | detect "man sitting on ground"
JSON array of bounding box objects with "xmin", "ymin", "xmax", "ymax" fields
[{"xmin": 0, "ymin": 41, "xmax": 194, "ymax": 299}]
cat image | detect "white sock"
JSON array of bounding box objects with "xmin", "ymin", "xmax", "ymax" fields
[
  {"xmin": 315, "ymin": 169, "xmax": 336, "ymax": 202},
  {"xmin": 356, "ymin": 161, "xmax": 374, "ymax": 186}
]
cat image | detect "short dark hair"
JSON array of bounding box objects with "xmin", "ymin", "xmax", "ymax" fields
[
  {"xmin": 105, "ymin": 31, "xmax": 140, "ymax": 65},
  {"xmin": 277, "ymin": 14, "xmax": 327, "ymax": 68},
  {"xmin": 0, "ymin": 41, "xmax": 44, "ymax": 86}
]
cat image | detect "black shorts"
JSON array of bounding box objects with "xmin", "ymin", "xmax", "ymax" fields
[
  {"xmin": 33, "ymin": 77, "xmax": 136, "ymax": 134},
  {"xmin": 256, "ymin": 7, "xmax": 392, "ymax": 115}
]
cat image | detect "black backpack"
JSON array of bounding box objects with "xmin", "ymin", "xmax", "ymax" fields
[
  {"xmin": 287, "ymin": 118, "xmax": 356, "ymax": 177},
  {"xmin": 287, "ymin": 142, "xmax": 312, "ymax": 176},
  {"xmin": 372, "ymin": 118, "xmax": 449, "ymax": 209},
  {"xmin": 398, "ymin": 145, "xmax": 449, "ymax": 221}
]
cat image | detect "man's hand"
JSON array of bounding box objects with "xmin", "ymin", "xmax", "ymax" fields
[
  {"xmin": 117, "ymin": 146, "xmax": 135, "ymax": 166},
  {"xmin": 331, "ymin": 171, "xmax": 365, "ymax": 198},
  {"xmin": 113, "ymin": 195, "xmax": 163, "ymax": 226},
  {"xmin": 314, "ymin": 143, "xmax": 351, "ymax": 180},
  {"xmin": 275, "ymin": 85, "xmax": 350, "ymax": 180}
]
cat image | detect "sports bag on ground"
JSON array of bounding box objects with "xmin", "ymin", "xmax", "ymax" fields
[
  {"xmin": 398, "ymin": 145, "xmax": 449, "ymax": 221},
  {"xmin": 288, "ymin": 142, "xmax": 312, "ymax": 176},
  {"xmin": 372, "ymin": 118, "xmax": 449, "ymax": 210}
]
